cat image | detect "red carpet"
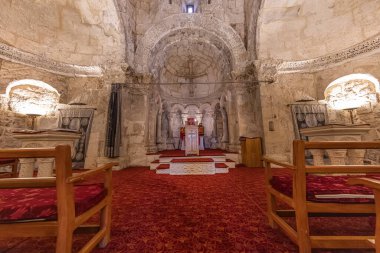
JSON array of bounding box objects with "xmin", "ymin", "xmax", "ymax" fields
[{"xmin": 0, "ymin": 167, "xmax": 375, "ymax": 253}]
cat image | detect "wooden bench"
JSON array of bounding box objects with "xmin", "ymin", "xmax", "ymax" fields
[
  {"xmin": 0, "ymin": 145, "xmax": 117, "ymax": 253},
  {"xmin": 349, "ymin": 177, "xmax": 380, "ymax": 253},
  {"xmin": 0, "ymin": 158, "xmax": 18, "ymax": 177},
  {"xmin": 263, "ymin": 140, "xmax": 380, "ymax": 253}
]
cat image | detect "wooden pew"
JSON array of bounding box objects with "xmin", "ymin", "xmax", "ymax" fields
[
  {"xmin": 349, "ymin": 177, "xmax": 380, "ymax": 253},
  {"xmin": 263, "ymin": 140, "xmax": 380, "ymax": 253},
  {"xmin": 0, "ymin": 158, "xmax": 18, "ymax": 177},
  {"xmin": 0, "ymin": 145, "xmax": 117, "ymax": 253}
]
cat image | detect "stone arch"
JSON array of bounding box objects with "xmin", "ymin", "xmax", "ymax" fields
[
  {"xmin": 170, "ymin": 103, "xmax": 185, "ymax": 114},
  {"xmin": 135, "ymin": 13, "xmax": 247, "ymax": 74},
  {"xmin": 324, "ymin": 73, "xmax": 379, "ymax": 110}
]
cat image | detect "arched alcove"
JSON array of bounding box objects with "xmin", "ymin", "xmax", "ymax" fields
[
  {"xmin": 324, "ymin": 74, "xmax": 379, "ymax": 110},
  {"xmin": 6, "ymin": 79, "xmax": 60, "ymax": 116}
]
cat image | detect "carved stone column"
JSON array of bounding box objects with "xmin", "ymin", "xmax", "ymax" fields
[
  {"xmin": 347, "ymin": 149, "xmax": 366, "ymax": 165},
  {"xmin": 156, "ymin": 109, "xmax": 163, "ymax": 145},
  {"xmin": 309, "ymin": 149, "xmax": 325, "ymax": 166},
  {"xmin": 221, "ymin": 108, "xmax": 229, "ymax": 143},
  {"xmin": 37, "ymin": 158, "xmax": 55, "ymax": 177},
  {"xmin": 18, "ymin": 158, "xmax": 35, "ymax": 178},
  {"xmin": 146, "ymin": 90, "xmax": 158, "ymax": 154},
  {"xmin": 326, "ymin": 149, "xmax": 347, "ymax": 165}
]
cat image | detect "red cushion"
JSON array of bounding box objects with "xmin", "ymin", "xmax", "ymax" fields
[
  {"xmin": 0, "ymin": 184, "xmax": 106, "ymax": 223},
  {"xmin": 271, "ymin": 174, "xmax": 380, "ymax": 203}
]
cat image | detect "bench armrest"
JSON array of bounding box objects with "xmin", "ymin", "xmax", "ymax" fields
[
  {"xmin": 348, "ymin": 178, "xmax": 380, "ymax": 191},
  {"xmin": 263, "ymin": 155, "xmax": 295, "ymax": 170},
  {"xmin": 67, "ymin": 162, "xmax": 117, "ymax": 184}
]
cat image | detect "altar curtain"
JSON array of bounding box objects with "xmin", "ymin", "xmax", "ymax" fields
[{"xmin": 105, "ymin": 84, "xmax": 122, "ymax": 158}]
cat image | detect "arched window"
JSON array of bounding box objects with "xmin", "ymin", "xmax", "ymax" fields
[{"xmin": 324, "ymin": 74, "xmax": 379, "ymax": 110}]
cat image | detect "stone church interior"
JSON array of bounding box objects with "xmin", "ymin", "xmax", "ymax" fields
[{"xmin": 1, "ymin": 0, "xmax": 380, "ymax": 252}]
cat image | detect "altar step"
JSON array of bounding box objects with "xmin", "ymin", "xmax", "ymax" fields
[
  {"xmin": 156, "ymin": 162, "xmax": 230, "ymax": 175},
  {"xmin": 150, "ymin": 157, "xmax": 236, "ymax": 170},
  {"xmin": 152, "ymin": 156, "xmax": 235, "ymax": 175}
]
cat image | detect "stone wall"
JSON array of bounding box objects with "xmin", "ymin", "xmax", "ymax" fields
[
  {"xmin": 260, "ymin": 49, "xmax": 380, "ymax": 163},
  {"xmin": 0, "ymin": 0, "xmax": 125, "ymax": 66},
  {"xmin": 257, "ymin": 0, "xmax": 380, "ymax": 60},
  {"xmin": 260, "ymin": 72, "xmax": 318, "ymax": 161},
  {"xmin": 115, "ymin": 0, "xmax": 136, "ymax": 66},
  {"xmin": 0, "ymin": 58, "xmax": 127, "ymax": 168},
  {"xmin": 244, "ymin": 0, "xmax": 261, "ymax": 60}
]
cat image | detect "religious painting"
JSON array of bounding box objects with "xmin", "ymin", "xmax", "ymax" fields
[{"xmin": 291, "ymin": 104, "xmax": 328, "ymax": 140}]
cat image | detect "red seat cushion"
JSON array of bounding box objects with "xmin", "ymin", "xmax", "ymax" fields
[
  {"xmin": 0, "ymin": 184, "xmax": 106, "ymax": 223},
  {"xmin": 271, "ymin": 174, "xmax": 380, "ymax": 203}
]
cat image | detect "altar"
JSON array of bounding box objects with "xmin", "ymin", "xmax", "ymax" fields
[
  {"xmin": 12, "ymin": 129, "xmax": 81, "ymax": 177},
  {"xmin": 300, "ymin": 124, "xmax": 371, "ymax": 165}
]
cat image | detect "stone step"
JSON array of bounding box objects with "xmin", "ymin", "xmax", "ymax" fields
[
  {"xmin": 156, "ymin": 164, "xmax": 170, "ymax": 170},
  {"xmin": 159, "ymin": 155, "xmax": 226, "ymax": 163},
  {"xmin": 171, "ymin": 158, "xmax": 214, "ymax": 163}
]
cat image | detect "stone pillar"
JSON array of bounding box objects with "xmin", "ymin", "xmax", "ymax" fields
[
  {"xmin": 156, "ymin": 109, "xmax": 162, "ymax": 145},
  {"xmin": 37, "ymin": 158, "xmax": 55, "ymax": 177},
  {"xmin": 347, "ymin": 149, "xmax": 366, "ymax": 165},
  {"xmin": 18, "ymin": 158, "xmax": 35, "ymax": 178},
  {"xmin": 309, "ymin": 149, "xmax": 325, "ymax": 166},
  {"xmin": 226, "ymin": 91, "xmax": 240, "ymax": 152},
  {"xmin": 142, "ymin": 87, "xmax": 158, "ymax": 153},
  {"xmin": 221, "ymin": 108, "xmax": 229, "ymax": 143},
  {"xmin": 326, "ymin": 149, "xmax": 347, "ymax": 165},
  {"xmin": 235, "ymin": 87, "xmax": 250, "ymax": 137}
]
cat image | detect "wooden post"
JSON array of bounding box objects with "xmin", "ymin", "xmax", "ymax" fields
[
  {"xmin": 375, "ymin": 191, "xmax": 380, "ymax": 253},
  {"xmin": 293, "ymin": 140, "xmax": 311, "ymax": 253},
  {"xmin": 99, "ymin": 166, "xmax": 113, "ymax": 247},
  {"xmin": 264, "ymin": 160, "xmax": 277, "ymax": 228},
  {"xmin": 55, "ymin": 145, "xmax": 75, "ymax": 253}
]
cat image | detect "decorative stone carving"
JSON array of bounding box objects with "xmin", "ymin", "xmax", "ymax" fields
[
  {"xmin": 249, "ymin": 59, "xmax": 282, "ymax": 84},
  {"xmin": 278, "ymin": 35, "xmax": 380, "ymax": 74},
  {"xmin": 309, "ymin": 149, "xmax": 325, "ymax": 166},
  {"xmin": 122, "ymin": 66, "xmax": 153, "ymax": 95},
  {"xmin": 0, "ymin": 43, "xmax": 103, "ymax": 77},
  {"xmin": 325, "ymin": 77, "xmax": 378, "ymax": 110},
  {"xmin": 170, "ymin": 162, "xmax": 215, "ymax": 175},
  {"xmin": 7, "ymin": 80, "xmax": 60, "ymax": 116}
]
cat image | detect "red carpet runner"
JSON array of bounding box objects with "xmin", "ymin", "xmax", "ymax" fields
[{"xmin": 0, "ymin": 167, "xmax": 375, "ymax": 253}]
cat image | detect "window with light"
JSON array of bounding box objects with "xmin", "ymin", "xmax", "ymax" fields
[{"xmin": 186, "ymin": 5, "xmax": 194, "ymax": 13}]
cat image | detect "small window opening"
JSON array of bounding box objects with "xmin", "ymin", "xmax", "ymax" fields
[
  {"xmin": 169, "ymin": 0, "xmax": 172, "ymax": 4},
  {"xmin": 208, "ymin": 0, "xmax": 211, "ymax": 3},
  {"xmin": 186, "ymin": 5, "xmax": 194, "ymax": 13}
]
